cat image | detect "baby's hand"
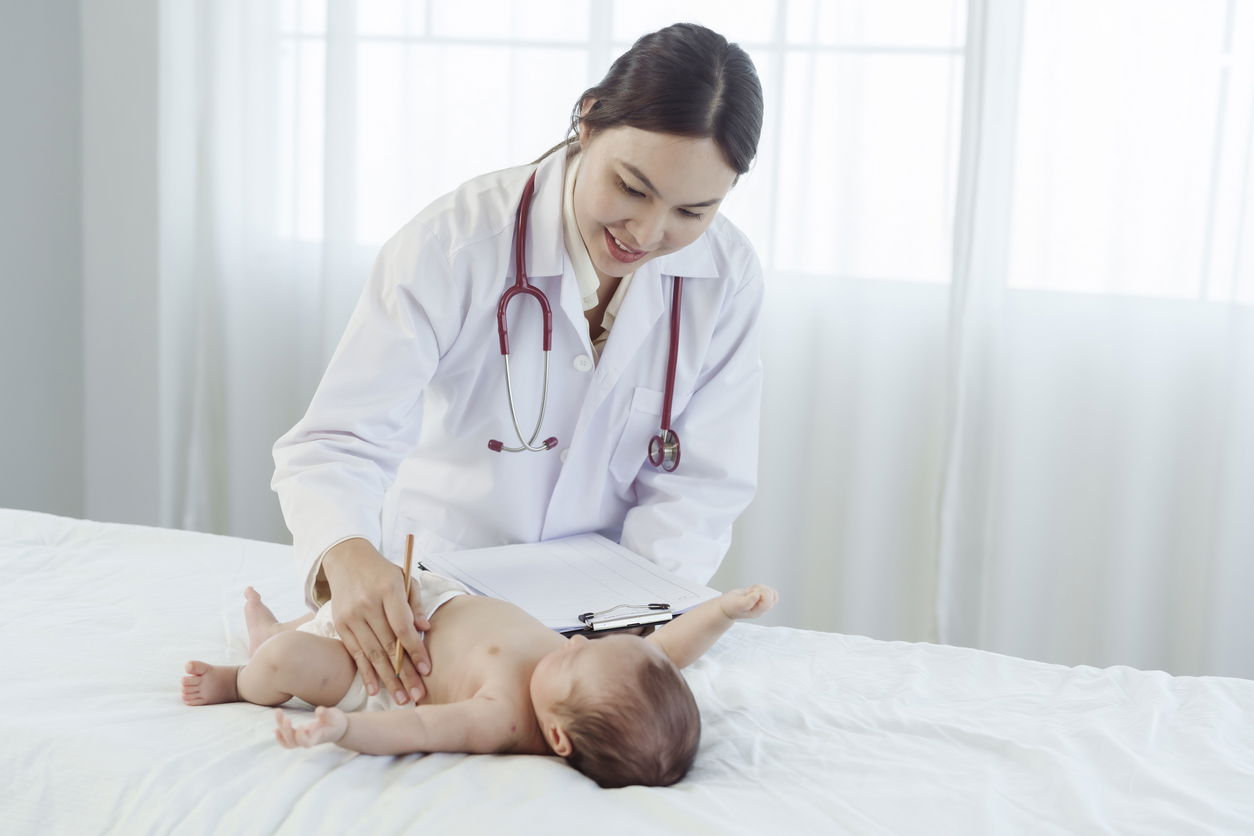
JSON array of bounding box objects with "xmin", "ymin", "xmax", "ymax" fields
[
  {"xmin": 719, "ymin": 584, "xmax": 779, "ymax": 620},
  {"xmin": 274, "ymin": 706, "xmax": 348, "ymax": 749}
]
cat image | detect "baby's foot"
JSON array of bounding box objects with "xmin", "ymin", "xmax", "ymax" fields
[
  {"xmin": 244, "ymin": 586, "xmax": 280, "ymax": 655},
  {"xmin": 182, "ymin": 660, "xmax": 240, "ymax": 706}
]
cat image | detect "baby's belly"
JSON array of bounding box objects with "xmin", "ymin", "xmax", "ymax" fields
[{"xmin": 417, "ymin": 594, "xmax": 564, "ymax": 706}]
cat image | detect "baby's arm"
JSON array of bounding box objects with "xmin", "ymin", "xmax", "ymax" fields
[
  {"xmin": 274, "ymin": 692, "xmax": 518, "ymax": 756},
  {"xmin": 647, "ymin": 584, "xmax": 778, "ymax": 669}
]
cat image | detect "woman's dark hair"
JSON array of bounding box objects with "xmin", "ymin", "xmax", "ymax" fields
[{"xmin": 536, "ymin": 22, "xmax": 764, "ymax": 176}]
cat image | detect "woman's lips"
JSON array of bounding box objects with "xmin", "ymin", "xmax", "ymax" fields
[{"xmin": 604, "ymin": 227, "xmax": 648, "ymax": 264}]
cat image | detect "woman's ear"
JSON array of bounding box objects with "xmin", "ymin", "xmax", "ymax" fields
[
  {"xmin": 547, "ymin": 721, "xmax": 573, "ymax": 758},
  {"xmin": 577, "ymin": 97, "xmax": 597, "ymax": 145}
]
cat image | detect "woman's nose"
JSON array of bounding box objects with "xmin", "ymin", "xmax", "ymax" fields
[{"xmin": 629, "ymin": 208, "xmax": 667, "ymax": 251}]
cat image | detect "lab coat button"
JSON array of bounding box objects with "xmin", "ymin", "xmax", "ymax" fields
[
  {"xmin": 573, "ymin": 355, "xmax": 593, "ymax": 372},
  {"xmin": 560, "ymin": 448, "xmax": 570, "ymax": 463}
]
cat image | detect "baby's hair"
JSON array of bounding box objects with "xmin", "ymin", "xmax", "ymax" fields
[{"xmin": 554, "ymin": 655, "xmax": 701, "ymax": 788}]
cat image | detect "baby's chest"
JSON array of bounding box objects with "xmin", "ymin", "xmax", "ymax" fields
[{"xmin": 422, "ymin": 623, "xmax": 553, "ymax": 703}]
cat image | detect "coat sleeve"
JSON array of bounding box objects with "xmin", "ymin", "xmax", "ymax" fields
[
  {"xmin": 271, "ymin": 225, "xmax": 458, "ymax": 608},
  {"xmin": 619, "ymin": 248, "xmax": 765, "ymax": 586}
]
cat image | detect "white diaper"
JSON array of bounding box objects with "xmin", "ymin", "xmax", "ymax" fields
[{"xmin": 294, "ymin": 570, "xmax": 471, "ymax": 712}]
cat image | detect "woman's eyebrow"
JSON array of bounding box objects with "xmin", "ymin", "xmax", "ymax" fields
[{"xmin": 620, "ymin": 162, "xmax": 722, "ymax": 208}]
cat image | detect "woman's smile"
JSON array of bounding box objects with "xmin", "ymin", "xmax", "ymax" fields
[
  {"xmin": 573, "ymin": 126, "xmax": 736, "ymax": 281},
  {"xmin": 604, "ymin": 227, "xmax": 649, "ymax": 263}
]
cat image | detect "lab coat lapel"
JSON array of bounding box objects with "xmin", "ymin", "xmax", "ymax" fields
[
  {"xmin": 557, "ymin": 258, "xmax": 594, "ymax": 356},
  {"xmin": 586, "ymin": 232, "xmax": 720, "ymax": 412},
  {"xmin": 506, "ymin": 150, "xmax": 567, "ymax": 284},
  {"xmin": 515, "ymin": 150, "xmax": 593, "ymax": 355},
  {"xmin": 587, "ymin": 265, "xmax": 665, "ymax": 411}
]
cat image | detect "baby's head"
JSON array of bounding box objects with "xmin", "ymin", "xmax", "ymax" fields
[{"xmin": 530, "ymin": 633, "xmax": 699, "ymax": 788}]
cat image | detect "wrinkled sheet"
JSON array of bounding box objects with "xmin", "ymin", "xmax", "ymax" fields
[{"xmin": 1, "ymin": 508, "xmax": 1252, "ymax": 835}]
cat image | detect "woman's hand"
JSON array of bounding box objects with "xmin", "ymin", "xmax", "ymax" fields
[{"xmin": 320, "ymin": 538, "xmax": 432, "ymax": 704}]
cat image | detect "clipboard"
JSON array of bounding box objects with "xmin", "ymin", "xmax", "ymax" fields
[
  {"xmin": 417, "ymin": 533, "xmax": 720, "ymax": 633},
  {"xmin": 578, "ymin": 603, "xmax": 674, "ymax": 632}
]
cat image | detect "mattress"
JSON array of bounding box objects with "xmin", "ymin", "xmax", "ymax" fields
[{"xmin": 1, "ymin": 508, "xmax": 1251, "ymax": 834}]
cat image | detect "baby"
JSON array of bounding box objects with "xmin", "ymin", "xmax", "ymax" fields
[{"xmin": 182, "ymin": 570, "xmax": 778, "ymax": 788}]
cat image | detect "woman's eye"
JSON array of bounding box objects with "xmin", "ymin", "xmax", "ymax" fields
[
  {"xmin": 617, "ymin": 178, "xmax": 645, "ymax": 198},
  {"xmin": 617, "ymin": 177, "xmax": 703, "ymax": 219}
]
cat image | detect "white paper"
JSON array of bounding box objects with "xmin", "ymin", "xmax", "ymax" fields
[{"xmin": 419, "ymin": 533, "xmax": 721, "ymax": 632}]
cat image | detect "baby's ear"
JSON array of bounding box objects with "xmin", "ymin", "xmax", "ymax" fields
[{"xmin": 548, "ymin": 722, "xmax": 573, "ymax": 758}]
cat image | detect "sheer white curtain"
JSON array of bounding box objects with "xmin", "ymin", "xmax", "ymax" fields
[
  {"xmin": 931, "ymin": 0, "xmax": 1254, "ymax": 678},
  {"xmin": 163, "ymin": 0, "xmax": 1254, "ymax": 678}
]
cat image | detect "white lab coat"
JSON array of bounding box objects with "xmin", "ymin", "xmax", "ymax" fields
[{"xmin": 272, "ymin": 148, "xmax": 764, "ymax": 609}]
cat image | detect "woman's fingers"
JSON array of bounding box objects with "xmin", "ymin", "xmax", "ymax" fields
[
  {"xmin": 335, "ymin": 621, "xmax": 383, "ymax": 698},
  {"xmin": 362, "ymin": 607, "xmax": 407, "ymax": 702},
  {"xmin": 404, "ymin": 578, "xmax": 433, "ymax": 696},
  {"xmin": 407, "ymin": 576, "xmax": 433, "ymax": 633},
  {"xmin": 387, "ymin": 590, "xmax": 430, "ymax": 701},
  {"xmin": 337, "ymin": 605, "xmax": 415, "ymax": 703},
  {"xmin": 320, "ymin": 541, "xmax": 433, "ymax": 704}
]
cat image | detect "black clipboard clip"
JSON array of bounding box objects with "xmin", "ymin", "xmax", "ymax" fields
[{"xmin": 577, "ymin": 602, "xmax": 673, "ymax": 632}]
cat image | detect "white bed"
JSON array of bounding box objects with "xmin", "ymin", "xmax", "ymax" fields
[{"xmin": 2, "ymin": 508, "xmax": 1252, "ymax": 835}]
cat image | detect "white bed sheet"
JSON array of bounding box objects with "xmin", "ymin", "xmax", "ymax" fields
[{"xmin": 1, "ymin": 508, "xmax": 1252, "ymax": 835}]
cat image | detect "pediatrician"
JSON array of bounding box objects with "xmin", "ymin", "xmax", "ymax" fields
[{"xmin": 271, "ymin": 23, "xmax": 765, "ymax": 708}]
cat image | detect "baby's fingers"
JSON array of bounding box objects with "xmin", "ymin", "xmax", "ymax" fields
[
  {"xmin": 730, "ymin": 585, "xmax": 777, "ymax": 618},
  {"xmin": 274, "ymin": 709, "xmax": 297, "ymax": 749},
  {"xmin": 750, "ymin": 585, "xmax": 778, "ymax": 614}
]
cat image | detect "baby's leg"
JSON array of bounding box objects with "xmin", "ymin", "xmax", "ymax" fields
[
  {"xmin": 184, "ymin": 631, "xmax": 356, "ymax": 708},
  {"xmin": 244, "ymin": 587, "xmax": 315, "ymax": 656}
]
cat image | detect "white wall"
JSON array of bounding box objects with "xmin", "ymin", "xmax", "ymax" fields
[
  {"xmin": 81, "ymin": 0, "xmax": 163, "ymax": 527},
  {"xmin": 0, "ymin": 0, "xmax": 84, "ymax": 517}
]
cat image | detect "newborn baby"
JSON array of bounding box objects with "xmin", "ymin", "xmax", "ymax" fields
[{"xmin": 182, "ymin": 570, "xmax": 777, "ymax": 788}]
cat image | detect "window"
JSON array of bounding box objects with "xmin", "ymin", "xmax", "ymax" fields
[
  {"xmin": 1009, "ymin": 0, "xmax": 1254, "ymax": 303},
  {"xmin": 275, "ymin": 0, "xmax": 967, "ymax": 287}
]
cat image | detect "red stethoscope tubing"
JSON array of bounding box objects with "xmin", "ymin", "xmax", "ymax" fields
[
  {"xmin": 496, "ymin": 172, "xmax": 553, "ymax": 355},
  {"xmin": 647, "ymin": 276, "xmax": 683, "ymax": 472},
  {"xmin": 489, "ymin": 169, "xmax": 683, "ymax": 471}
]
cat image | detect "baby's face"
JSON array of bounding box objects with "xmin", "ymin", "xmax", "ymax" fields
[{"xmin": 530, "ymin": 633, "xmax": 666, "ymax": 714}]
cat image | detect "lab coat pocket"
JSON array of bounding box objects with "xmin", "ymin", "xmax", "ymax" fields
[{"xmin": 608, "ymin": 387, "xmax": 665, "ymax": 485}]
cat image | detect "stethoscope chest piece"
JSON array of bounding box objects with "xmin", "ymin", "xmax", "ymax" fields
[{"xmin": 648, "ymin": 429, "xmax": 681, "ymax": 472}]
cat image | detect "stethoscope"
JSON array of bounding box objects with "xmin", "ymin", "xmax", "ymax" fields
[{"xmin": 487, "ymin": 171, "xmax": 683, "ymax": 472}]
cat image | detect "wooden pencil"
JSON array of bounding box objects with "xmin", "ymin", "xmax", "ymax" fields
[{"xmin": 392, "ymin": 533, "xmax": 414, "ymax": 676}]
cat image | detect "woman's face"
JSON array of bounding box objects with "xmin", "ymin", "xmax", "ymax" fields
[{"xmin": 573, "ymin": 124, "xmax": 738, "ymax": 283}]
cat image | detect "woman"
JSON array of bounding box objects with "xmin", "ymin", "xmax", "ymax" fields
[{"xmin": 271, "ymin": 23, "xmax": 765, "ymax": 709}]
